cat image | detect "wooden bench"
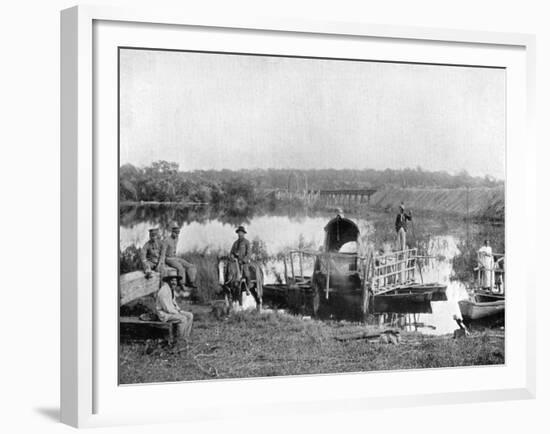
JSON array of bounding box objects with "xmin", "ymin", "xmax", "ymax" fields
[{"xmin": 120, "ymin": 316, "xmax": 181, "ymax": 344}]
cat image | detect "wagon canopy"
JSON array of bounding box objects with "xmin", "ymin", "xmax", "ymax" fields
[{"xmin": 323, "ymin": 216, "xmax": 360, "ymax": 252}]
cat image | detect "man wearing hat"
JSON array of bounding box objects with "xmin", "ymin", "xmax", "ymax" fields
[
  {"xmin": 395, "ymin": 203, "xmax": 412, "ymax": 251},
  {"xmin": 140, "ymin": 227, "xmax": 163, "ymax": 279},
  {"xmin": 160, "ymin": 222, "xmax": 198, "ymax": 289},
  {"xmin": 230, "ymin": 226, "xmax": 251, "ymax": 287},
  {"xmin": 155, "ymin": 270, "xmax": 193, "ymax": 338}
]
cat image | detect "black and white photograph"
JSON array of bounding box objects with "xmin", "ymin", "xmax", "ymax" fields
[{"xmin": 118, "ymin": 48, "xmax": 505, "ymax": 384}]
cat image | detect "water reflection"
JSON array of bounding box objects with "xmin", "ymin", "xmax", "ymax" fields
[{"xmin": 120, "ymin": 205, "xmax": 503, "ymax": 335}]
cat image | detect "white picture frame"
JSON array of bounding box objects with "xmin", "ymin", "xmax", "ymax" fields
[{"xmin": 60, "ymin": 5, "xmax": 536, "ymax": 428}]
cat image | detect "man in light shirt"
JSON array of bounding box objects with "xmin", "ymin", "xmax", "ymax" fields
[
  {"xmin": 478, "ymin": 239, "xmax": 495, "ymax": 291},
  {"xmin": 156, "ymin": 271, "xmax": 193, "ymax": 338}
]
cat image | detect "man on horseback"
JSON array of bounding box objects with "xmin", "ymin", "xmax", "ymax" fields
[{"xmin": 230, "ymin": 226, "xmax": 251, "ymax": 290}]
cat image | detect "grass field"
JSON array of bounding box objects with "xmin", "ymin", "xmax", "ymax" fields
[{"xmin": 119, "ymin": 306, "xmax": 504, "ymax": 384}]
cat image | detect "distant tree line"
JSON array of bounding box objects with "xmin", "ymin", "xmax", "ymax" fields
[
  {"xmin": 120, "ymin": 161, "xmax": 256, "ymax": 207},
  {"xmin": 119, "ymin": 161, "xmax": 503, "ymax": 204}
]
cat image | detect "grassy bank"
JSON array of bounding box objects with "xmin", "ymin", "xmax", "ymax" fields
[
  {"xmin": 119, "ymin": 308, "xmax": 504, "ymax": 384},
  {"xmin": 368, "ymin": 186, "xmax": 504, "ymax": 221}
]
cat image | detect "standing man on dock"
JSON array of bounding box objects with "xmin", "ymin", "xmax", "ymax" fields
[
  {"xmin": 140, "ymin": 228, "xmax": 163, "ymax": 279},
  {"xmin": 478, "ymin": 239, "xmax": 495, "ymax": 291},
  {"xmin": 160, "ymin": 222, "xmax": 198, "ymax": 289},
  {"xmin": 395, "ymin": 203, "xmax": 412, "ymax": 251},
  {"xmin": 230, "ymin": 226, "xmax": 251, "ymax": 288}
]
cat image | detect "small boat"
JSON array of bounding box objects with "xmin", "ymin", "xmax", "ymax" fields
[{"xmin": 458, "ymin": 293, "xmax": 505, "ymax": 321}]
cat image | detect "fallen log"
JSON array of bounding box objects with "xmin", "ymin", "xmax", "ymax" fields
[{"xmin": 335, "ymin": 329, "xmax": 400, "ymax": 342}]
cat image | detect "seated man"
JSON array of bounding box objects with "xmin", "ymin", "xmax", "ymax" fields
[
  {"xmin": 160, "ymin": 222, "xmax": 198, "ymax": 289},
  {"xmin": 230, "ymin": 226, "xmax": 251, "ymax": 288},
  {"xmin": 140, "ymin": 227, "xmax": 163, "ymax": 279},
  {"xmin": 156, "ymin": 271, "xmax": 193, "ymax": 338}
]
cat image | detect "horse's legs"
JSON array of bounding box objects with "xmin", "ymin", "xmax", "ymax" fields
[
  {"xmin": 249, "ymin": 285, "xmax": 259, "ymax": 305},
  {"xmin": 236, "ymin": 283, "xmax": 244, "ymax": 307},
  {"xmin": 249, "ymin": 286, "xmax": 263, "ymax": 311}
]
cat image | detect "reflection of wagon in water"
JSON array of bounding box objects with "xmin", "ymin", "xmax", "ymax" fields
[{"xmin": 263, "ymin": 215, "xmax": 447, "ymax": 319}]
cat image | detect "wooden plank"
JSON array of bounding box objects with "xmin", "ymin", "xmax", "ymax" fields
[
  {"xmin": 120, "ymin": 316, "xmax": 181, "ymax": 343},
  {"xmin": 120, "ymin": 316, "xmax": 180, "ymax": 325},
  {"xmin": 120, "ymin": 271, "xmax": 161, "ymax": 305}
]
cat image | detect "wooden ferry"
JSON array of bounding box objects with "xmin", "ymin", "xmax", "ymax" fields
[{"xmin": 263, "ymin": 215, "xmax": 447, "ymax": 317}]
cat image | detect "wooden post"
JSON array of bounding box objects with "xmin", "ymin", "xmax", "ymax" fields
[
  {"xmin": 361, "ymin": 282, "xmax": 370, "ymax": 317},
  {"xmin": 283, "ymin": 257, "xmax": 288, "ymax": 285},
  {"xmin": 325, "ymin": 254, "xmax": 330, "ymax": 300},
  {"xmin": 289, "ymin": 252, "xmax": 295, "ymax": 280},
  {"xmin": 169, "ymin": 322, "xmax": 178, "ymax": 344},
  {"xmin": 299, "ymin": 251, "xmax": 304, "ymax": 280}
]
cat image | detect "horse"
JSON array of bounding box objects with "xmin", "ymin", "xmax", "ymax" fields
[{"xmin": 218, "ymin": 256, "xmax": 263, "ymax": 309}]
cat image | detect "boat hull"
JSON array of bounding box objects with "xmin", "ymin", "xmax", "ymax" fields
[{"xmin": 459, "ymin": 294, "xmax": 505, "ymax": 321}]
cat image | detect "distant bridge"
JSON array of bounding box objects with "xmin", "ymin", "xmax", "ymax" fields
[
  {"xmin": 265, "ymin": 173, "xmax": 378, "ymax": 205},
  {"xmin": 308, "ymin": 188, "xmax": 378, "ymax": 204},
  {"xmin": 269, "ymin": 188, "xmax": 378, "ymax": 205}
]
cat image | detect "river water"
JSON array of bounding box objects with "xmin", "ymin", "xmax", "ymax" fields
[{"xmin": 120, "ymin": 205, "xmax": 504, "ymax": 335}]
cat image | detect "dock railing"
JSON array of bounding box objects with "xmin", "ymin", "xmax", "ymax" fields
[
  {"xmin": 283, "ymin": 247, "xmax": 427, "ymax": 299},
  {"xmin": 284, "ymin": 249, "xmax": 370, "ymax": 299},
  {"xmin": 475, "ymin": 252, "xmax": 505, "ymax": 293},
  {"xmin": 370, "ymin": 248, "xmax": 418, "ymax": 295}
]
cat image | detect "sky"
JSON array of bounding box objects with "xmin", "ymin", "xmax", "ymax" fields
[{"xmin": 119, "ymin": 49, "xmax": 506, "ymax": 179}]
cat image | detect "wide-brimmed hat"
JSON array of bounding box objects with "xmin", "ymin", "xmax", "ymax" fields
[
  {"xmin": 235, "ymin": 225, "xmax": 247, "ymax": 234},
  {"xmin": 162, "ymin": 270, "xmax": 183, "ymax": 282},
  {"xmin": 171, "ymin": 222, "xmax": 180, "ymax": 231},
  {"xmin": 399, "ymin": 203, "xmax": 405, "ymax": 209},
  {"xmin": 148, "ymin": 227, "xmax": 159, "ymax": 233}
]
